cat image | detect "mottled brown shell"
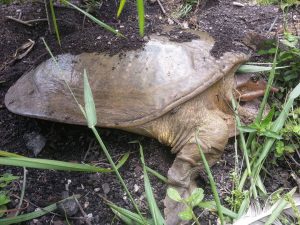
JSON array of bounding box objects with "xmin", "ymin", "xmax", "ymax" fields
[{"xmin": 5, "ymin": 35, "xmax": 248, "ymax": 127}]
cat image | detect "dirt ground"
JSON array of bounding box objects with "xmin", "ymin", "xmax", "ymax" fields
[{"xmin": 0, "ymin": 0, "xmax": 296, "ymax": 224}]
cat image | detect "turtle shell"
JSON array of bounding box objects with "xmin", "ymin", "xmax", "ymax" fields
[{"xmin": 5, "ymin": 35, "xmax": 248, "ymax": 127}]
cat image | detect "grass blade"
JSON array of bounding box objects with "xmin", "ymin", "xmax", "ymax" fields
[
  {"xmin": 196, "ymin": 137, "xmax": 225, "ymax": 225},
  {"xmin": 139, "ymin": 143, "xmax": 165, "ymax": 225},
  {"xmin": 0, "ymin": 150, "xmax": 24, "ymax": 157},
  {"xmin": 0, "ymin": 152, "xmax": 129, "ymax": 173},
  {"xmin": 198, "ymin": 201, "xmax": 238, "ymax": 219},
  {"xmin": 49, "ymin": 0, "xmax": 61, "ymax": 46},
  {"xmin": 146, "ymin": 166, "xmax": 168, "ymax": 183},
  {"xmin": 108, "ymin": 202, "xmax": 148, "ymax": 224},
  {"xmin": 0, "ymin": 195, "xmax": 80, "ymax": 225},
  {"xmin": 263, "ymin": 188, "xmax": 296, "ymax": 225},
  {"xmin": 111, "ymin": 208, "xmax": 138, "ymax": 225},
  {"xmin": 91, "ymin": 127, "xmax": 147, "ymax": 223},
  {"xmin": 117, "ymin": 0, "xmax": 127, "ymax": 17},
  {"xmin": 246, "ymin": 45, "xmax": 279, "ymax": 148},
  {"xmin": 136, "ymin": 0, "xmax": 145, "ymax": 36},
  {"xmin": 62, "ymin": 0, "xmax": 123, "ymax": 37},
  {"xmin": 252, "ymin": 81, "xmax": 300, "ymax": 176},
  {"xmin": 237, "ymin": 64, "xmax": 289, "ymax": 73},
  {"xmin": 84, "ymin": 69, "xmax": 97, "ymax": 128}
]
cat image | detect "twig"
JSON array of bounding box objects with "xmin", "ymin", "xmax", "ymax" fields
[
  {"xmin": 6, "ymin": 16, "xmax": 33, "ymax": 27},
  {"xmin": 14, "ymin": 167, "xmax": 27, "ymax": 216},
  {"xmin": 0, "ymin": 39, "xmax": 35, "ymax": 71},
  {"xmin": 83, "ymin": 140, "xmax": 96, "ymax": 162},
  {"xmin": 74, "ymin": 196, "xmax": 92, "ymax": 225},
  {"xmin": 156, "ymin": 0, "xmax": 181, "ymax": 25},
  {"xmin": 194, "ymin": 0, "xmax": 208, "ymax": 15},
  {"xmin": 0, "ymin": 198, "xmax": 29, "ymax": 214},
  {"xmin": 25, "ymin": 18, "xmax": 49, "ymax": 24},
  {"xmin": 267, "ymin": 15, "xmax": 279, "ymax": 35},
  {"xmin": 288, "ymin": 155, "xmax": 300, "ymax": 167},
  {"xmin": 6, "ymin": 16, "xmax": 49, "ymax": 27},
  {"xmin": 291, "ymin": 172, "xmax": 300, "ymax": 191},
  {"xmin": 157, "ymin": 0, "xmax": 167, "ymax": 15}
]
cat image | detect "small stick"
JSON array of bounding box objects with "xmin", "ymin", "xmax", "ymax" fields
[
  {"xmin": 83, "ymin": 140, "xmax": 96, "ymax": 161},
  {"xmin": 74, "ymin": 197, "xmax": 92, "ymax": 225},
  {"xmin": 157, "ymin": 0, "xmax": 167, "ymax": 15},
  {"xmin": 6, "ymin": 16, "xmax": 49, "ymax": 26},
  {"xmin": 0, "ymin": 199, "xmax": 29, "ymax": 215},
  {"xmin": 44, "ymin": 0, "xmax": 54, "ymax": 33},
  {"xmin": 14, "ymin": 167, "xmax": 27, "ymax": 216},
  {"xmin": 6, "ymin": 16, "xmax": 32, "ymax": 27},
  {"xmin": 156, "ymin": 0, "xmax": 181, "ymax": 25},
  {"xmin": 25, "ymin": 18, "xmax": 49, "ymax": 24},
  {"xmin": 267, "ymin": 15, "xmax": 279, "ymax": 35}
]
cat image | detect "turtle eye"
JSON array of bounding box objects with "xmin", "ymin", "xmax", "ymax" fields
[{"xmin": 250, "ymin": 75, "xmax": 259, "ymax": 82}]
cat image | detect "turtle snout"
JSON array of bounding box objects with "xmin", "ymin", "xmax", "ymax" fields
[{"xmin": 235, "ymin": 74, "xmax": 278, "ymax": 101}]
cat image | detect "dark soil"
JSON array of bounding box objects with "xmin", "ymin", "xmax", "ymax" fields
[{"xmin": 0, "ymin": 0, "xmax": 295, "ymax": 225}]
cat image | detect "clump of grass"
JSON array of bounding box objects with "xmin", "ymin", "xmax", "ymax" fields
[
  {"xmin": 253, "ymin": 19, "xmax": 300, "ymax": 160},
  {"xmin": 257, "ymin": 0, "xmax": 300, "ymax": 5},
  {"xmin": 0, "ymin": 0, "xmax": 10, "ymax": 4},
  {"xmin": 0, "ymin": 173, "xmax": 19, "ymax": 218},
  {"xmin": 0, "ymin": 195, "xmax": 81, "ymax": 225},
  {"xmin": 172, "ymin": 0, "xmax": 198, "ymax": 18},
  {"xmin": 0, "ymin": 0, "xmax": 15, "ymax": 4},
  {"xmin": 116, "ymin": 0, "xmax": 145, "ymax": 36},
  {"xmin": 101, "ymin": 142, "xmax": 167, "ymax": 225},
  {"xmin": 227, "ymin": 30, "xmax": 300, "ymax": 223}
]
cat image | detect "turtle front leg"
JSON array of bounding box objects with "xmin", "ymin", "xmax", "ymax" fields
[{"xmin": 164, "ymin": 116, "xmax": 229, "ymax": 225}]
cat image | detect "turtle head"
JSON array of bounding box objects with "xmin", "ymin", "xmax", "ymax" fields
[
  {"xmin": 235, "ymin": 73, "xmax": 279, "ymax": 101},
  {"xmin": 234, "ymin": 73, "xmax": 278, "ymax": 124}
]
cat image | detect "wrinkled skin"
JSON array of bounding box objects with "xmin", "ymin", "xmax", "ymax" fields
[{"xmin": 4, "ymin": 34, "xmax": 275, "ymax": 225}]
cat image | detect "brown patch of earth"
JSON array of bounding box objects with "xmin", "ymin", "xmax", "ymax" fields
[{"xmin": 0, "ymin": 0, "xmax": 295, "ymax": 224}]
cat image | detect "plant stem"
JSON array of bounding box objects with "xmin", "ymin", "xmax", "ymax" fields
[
  {"xmin": 191, "ymin": 210, "xmax": 201, "ymax": 225},
  {"xmin": 196, "ymin": 138, "xmax": 224, "ymax": 225},
  {"xmin": 91, "ymin": 127, "xmax": 147, "ymax": 224},
  {"xmin": 14, "ymin": 167, "xmax": 27, "ymax": 217},
  {"xmin": 231, "ymin": 96, "xmax": 258, "ymax": 198},
  {"xmin": 44, "ymin": 0, "xmax": 54, "ymax": 33},
  {"xmin": 183, "ymin": 201, "xmax": 201, "ymax": 225},
  {"xmin": 246, "ymin": 44, "xmax": 279, "ymax": 148}
]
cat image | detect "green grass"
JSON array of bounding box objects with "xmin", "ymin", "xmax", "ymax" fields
[
  {"xmin": 0, "ymin": 195, "xmax": 80, "ymax": 225},
  {"xmin": 172, "ymin": 0, "xmax": 197, "ymax": 18},
  {"xmin": 0, "ymin": 0, "xmax": 14, "ymax": 4},
  {"xmin": 257, "ymin": 0, "xmax": 300, "ymax": 5},
  {"xmin": 0, "ymin": 173, "xmax": 19, "ymax": 218},
  {"xmin": 226, "ymin": 27, "xmax": 300, "ymax": 223},
  {"xmin": 117, "ymin": 0, "xmax": 145, "ymax": 36}
]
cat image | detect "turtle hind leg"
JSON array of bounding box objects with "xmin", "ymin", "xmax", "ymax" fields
[
  {"xmin": 164, "ymin": 115, "xmax": 229, "ymax": 225},
  {"xmin": 164, "ymin": 144, "xmax": 223, "ymax": 225}
]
